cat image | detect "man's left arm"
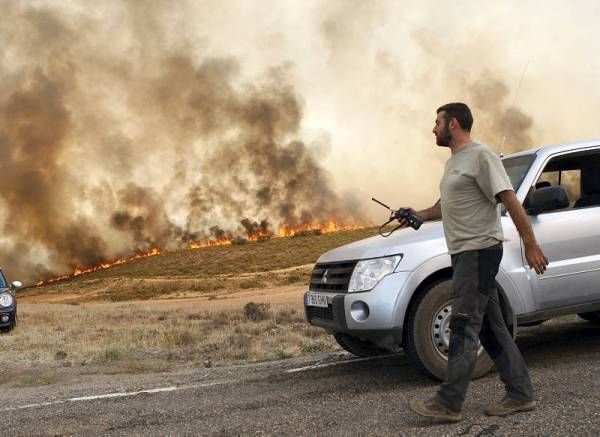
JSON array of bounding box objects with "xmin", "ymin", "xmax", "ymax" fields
[{"xmin": 496, "ymin": 190, "xmax": 549, "ymax": 274}]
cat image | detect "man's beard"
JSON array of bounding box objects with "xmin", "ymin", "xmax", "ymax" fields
[{"xmin": 435, "ymin": 126, "xmax": 452, "ymax": 147}]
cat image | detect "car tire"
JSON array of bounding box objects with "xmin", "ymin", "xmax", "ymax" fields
[
  {"xmin": 334, "ymin": 332, "xmax": 388, "ymax": 357},
  {"xmin": 578, "ymin": 311, "xmax": 600, "ymax": 324},
  {"xmin": 0, "ymin": 321, "xmax": 15, "ymax": 333},
  {"xmin": 404, "ymin": 279, "xmax": 496, "ymax": 381}
]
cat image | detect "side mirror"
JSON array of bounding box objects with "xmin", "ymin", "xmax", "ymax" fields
[
  {"xmin": 10, "ymin": 281, "xmax": 22, "ymax": 291},
  {"xmin": 527, "ymin": 186, "xmax": 569, "ymax": 215}
]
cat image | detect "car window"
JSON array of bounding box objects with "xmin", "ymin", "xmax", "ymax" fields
[
  {"xmin": 502, "ymin": 154, "xmax": 536, "ymax": 192},
  {"xmin": 0, "ymin": 272, "xmax": 7, "ymax": 288},
  {"xmin": 536, "ymin": 169, "xmax": 581, "ymax": 207},
  {"xmin": 527, "ymin": 149, "xmax": 600, "ymax": 211}
]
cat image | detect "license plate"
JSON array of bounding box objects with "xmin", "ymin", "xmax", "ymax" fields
[{"xmin": 306, "ymin": 293, "xmax": 329, "ymax": 308}]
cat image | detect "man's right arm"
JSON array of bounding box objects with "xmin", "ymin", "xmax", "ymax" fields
[
  {"xmin": 417, "ymin": 199, "xmax": 442, "ymax": 222},
  {"xmin": 398, "ymin": 199, "xmax": 441, "ymax": 227}
]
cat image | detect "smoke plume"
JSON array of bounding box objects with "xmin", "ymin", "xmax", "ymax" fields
[
  {"xmin": 2, "ymin": 1, "xmax": 599, "ymax": 282},
  {"xmin": 0, "ymin": 2, "xmax": 360, "ymax": 282}
]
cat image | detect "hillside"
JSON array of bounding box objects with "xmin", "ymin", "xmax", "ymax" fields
[
  {"xmin": 6, "ymin": 227, "xmax": 387, "ymax": 382},
  {"xmin": 23, "ymin": 227, "xmax": 380, "ymax": 303}
]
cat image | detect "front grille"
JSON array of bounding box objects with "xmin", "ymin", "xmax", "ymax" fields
[
  {"xmin": 309, "ymin": 261, "xmax": 357, "ymax": 293},
  {"xmin": 306, "ymin": 305, "xmax": 333, "ymax": 321}
]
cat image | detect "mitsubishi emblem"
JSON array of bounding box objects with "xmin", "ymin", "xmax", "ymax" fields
[{"xmin": 321, "ymin": 269, "xmax": 329, "ymax": 284}]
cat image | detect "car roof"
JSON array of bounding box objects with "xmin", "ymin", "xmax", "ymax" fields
[{"xmin": 503, "ymin": 139, "xmax": 600, "ymax": 160}]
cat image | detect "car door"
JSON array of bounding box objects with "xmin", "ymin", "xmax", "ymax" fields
[{"xmin": 523, "ymin": 148, "xmax": 600, "ymax": 310}]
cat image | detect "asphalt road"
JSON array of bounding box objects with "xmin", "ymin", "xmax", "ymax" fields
[{"xmin": 2, "ymin": 316, "xmax": 600, "ymax": 436}]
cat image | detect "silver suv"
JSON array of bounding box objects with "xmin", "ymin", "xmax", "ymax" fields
[{"xmin": 304, "ymin": 140, "xmax": 600, "ymax": 380}]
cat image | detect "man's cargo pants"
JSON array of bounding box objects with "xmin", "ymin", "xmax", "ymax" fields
[{"xmin": 434, "ymin": 243, "xmax": 534, "ymax": 412}]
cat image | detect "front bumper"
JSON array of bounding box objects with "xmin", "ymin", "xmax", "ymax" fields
[
  {"xmin": 304, "ymin": 271, "xmax": 411, "ymax": 349},
  {"xmin": 0, "ymin": 309, "xmax": 16, "ymax": 329}
]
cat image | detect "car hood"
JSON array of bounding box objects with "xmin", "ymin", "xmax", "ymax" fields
[{"xmin": 318, "ymin": 221, "xmax": 448, "ymax": 266}]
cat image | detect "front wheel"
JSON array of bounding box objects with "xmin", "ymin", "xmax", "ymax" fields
[
  {"xmin": 334, "ymin": 333, "xmax": 388, "ymax": 357},
  {"xmin": 578, "ymin": 311, "xmax": 600, "ymax": 324},
  {"xmin": 404, "ymin": 280, "xmax": 497, "ymax": 381}
]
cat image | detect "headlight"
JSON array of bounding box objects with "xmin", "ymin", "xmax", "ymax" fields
[
  {"xmin": 0, "ymin": 292, "xmax": 14, "ymax": 307},
  {"xmin": 348, "ymin": 255, "xmax": 403, "ymax": 292}
]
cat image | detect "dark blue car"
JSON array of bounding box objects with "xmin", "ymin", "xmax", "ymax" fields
[{"xmin": 0, "ymin": 270, "xmax": 21, "ymax": 333}]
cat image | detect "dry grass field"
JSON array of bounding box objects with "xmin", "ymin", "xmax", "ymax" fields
[{"xmin": 0, "ymin": 228, "xmax": 380, "ymax": 386}]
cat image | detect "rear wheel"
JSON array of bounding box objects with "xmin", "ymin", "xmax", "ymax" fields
[
  {"xmin": 404, "ymin": 280, "xmax": 497, "ymax": 381},
  {"xmin": 578, "ymin": 311, "xmax": 600, "ymax": 324},
  {"xmin": 334, "ymin": 333, "xmax": 388, "ymax": 357}
]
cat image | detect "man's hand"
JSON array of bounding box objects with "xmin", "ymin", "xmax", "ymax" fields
[
  {"xmin": 396, "ymin": 207, "xmax": 420, "ymax": 228},
  {"xmin": 524, "ymin": 242, "xmax": 549, "ymax": 274},
  {"xmin": 397, "ymin": 199, "xmax": 441, "ymax": 228}
]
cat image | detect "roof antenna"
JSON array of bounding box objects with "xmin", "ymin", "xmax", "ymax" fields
[
  {"xmin": 499, "ymin": 136, "xmax": 506, "ymax": 158},
  {"xmin": 500, "ymin": 60, "xmax": 530, "ymax": 158}
]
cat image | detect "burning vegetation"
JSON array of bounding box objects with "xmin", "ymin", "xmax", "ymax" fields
[
  {"xmin": 36, "ymin": 220, "xmax": 362, "ymax": 286},
  {"xmin": 0, "ymin": 3, "xmax": 365, "ymax": 284}
]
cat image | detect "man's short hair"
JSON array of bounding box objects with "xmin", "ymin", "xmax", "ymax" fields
[{"xmin": 436, "ymin": 102, "xmax": 473, "ymax": 132}]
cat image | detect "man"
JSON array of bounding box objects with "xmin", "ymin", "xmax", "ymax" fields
[{"xmin": 401, "ymin": 103, "xmax": 549, "ymax": 422}]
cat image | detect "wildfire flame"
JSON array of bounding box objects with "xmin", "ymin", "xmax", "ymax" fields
[
  {"xmin": 188, "ymin": 238, "xmax": 232, "ymax": 249},
  {"xmin": 36, "ymin": 220, "xmax": 362, "ymax": 286},
  {"xmin": 36, "ymin": 247, "xmax": 163, "ymax": 286},
  {"xmin": 278, "ymin": 220, "xmax": 360, "ymax": 237}
]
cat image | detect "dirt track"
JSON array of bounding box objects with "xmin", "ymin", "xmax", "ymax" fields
[{"xmin": 20, "ymin": 283, "xmax": 307, "ymax": 309}]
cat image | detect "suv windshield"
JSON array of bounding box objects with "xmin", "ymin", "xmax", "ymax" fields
[
  {"xmin": 502, "ymin": 153, "xmax": 536, "ymax": 192},
  {"xmin": 0, "ymin": 272, "xmax": 6, "ymax": 288}
]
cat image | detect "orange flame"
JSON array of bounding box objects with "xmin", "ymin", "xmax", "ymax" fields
[
  {"xmin": 36, "ymin": 247, "xmax": 163, "ymax": 286},
  {"xmin": 36, "ymin": 220, "xmax": 363, "ymax": 286},
  {"xmin": 188, "ymin": 238, "xmax": 232, "ymax": 249},
  {"xmin": 278, "ymin": 220, "xmax": 360, "ymax": 237}
]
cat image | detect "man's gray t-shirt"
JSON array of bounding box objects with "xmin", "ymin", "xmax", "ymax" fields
[{"xmin": 440, "ymin": 141, "xmax": 513, "ymax": 254}]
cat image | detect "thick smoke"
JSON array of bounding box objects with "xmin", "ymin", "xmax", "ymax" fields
[
  {"xmin": 2, "ymin": 1, "xmax": 598, "ymax": 282},
  {"xmin": 468, "ymin": 75, "xmax": 534, "ymax": 154},
  {"xmin": 0, "ymin": 2, "xmax": 361, "ymax": 282},
  {"xmin": 0, "ymin": 66, "xmax": 107, "ymax": 276},
  {"xmin": 408, "ymin": 27, "xmax": 536, "ymax": 155},
  {"xmin": 240, "ymin": 219, "xmax": 271, "ymax": 239}
]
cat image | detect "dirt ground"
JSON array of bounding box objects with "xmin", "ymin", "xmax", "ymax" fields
[{"xmin": 1, "ymin": 282, "xmax": 340, "ymax": 388}]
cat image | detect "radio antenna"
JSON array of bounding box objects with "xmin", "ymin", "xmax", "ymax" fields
[{"xmin": 500, "ymin": 60, "xmax": 530, "ymax": 158}]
